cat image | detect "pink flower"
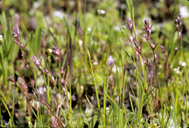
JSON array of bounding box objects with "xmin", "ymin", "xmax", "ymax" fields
[
  {"xmin": 52, "ymin": 46, "xmax": 61, "ymax": 56},
  {"xmin": 18, "ymin": 77, "xmax": 28, "ymax": 96},
  {"xmin": 31, "ymin": 55, "xmax": 41, "ymax": 66},
  {"xmin": 51, "ymin": 116, "xmax": 59, "ymax": 127},
  {"xmin": 8, "ymin": 76, "xmax": 15, "ymax": 83}
]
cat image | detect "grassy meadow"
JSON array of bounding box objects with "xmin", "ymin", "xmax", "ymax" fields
[{"xmin": 0, "ymin": 0, "xmax": 189, "ymax": 127}]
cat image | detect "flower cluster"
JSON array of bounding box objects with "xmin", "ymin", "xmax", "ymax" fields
[
  {"xmin": 18, "ymin": 77, "xmax": 28, "ymax": 97},
  {"xmin": 142, "ymin": 19, "xmax": 153, "ymax": 43},
  {"xmin": 134, "ymin": 41, "xmax": 142, "ymax": 56},
  {"xmin": 126, "ymin": 17, "xmax": 133, "ymax": 34},
  {"xmin": 175, "ymin": 13, "xmax": 182, "ymax": 39},
  {"xmin": 8, "ymin": 76, "xmax": 15, "ymax": 83},
  {"xmin": 12, "ymin": 26, "xmax": 25, "ymax": 49},
  {"xmin": 126, "ymin": 17, "xmax": 134, "ymax": 43},
  {"xmin": 160, "ymin": 45, "xmax": 167, "ymax": 57},
  {"xmin": 48, "ymin": 46, "xmax": 61, "ymax": 62},
  {"xmin": 31, "ymin": 55, "xmax": 56, "ymax": 85}
]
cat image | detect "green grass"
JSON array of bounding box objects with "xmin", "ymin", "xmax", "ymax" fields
[{"xmin": 0, "ymin": 0, "xmax": 189, "ymax": 127}]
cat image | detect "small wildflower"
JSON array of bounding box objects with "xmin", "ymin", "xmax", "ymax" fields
[
  {"xmin": 100, "ymin": 10, "xmax": 106, "ymax": 14},
  {"xmin": 173, "ymin": 68, "xmax": 180, "ymax": 74},
  {"xmin": 47, "ymin": 49, "xmax": 53, "ymax": 53},
  {"xmin": 55, "ymin": 57, "xmax": 60, "ymax": 62},
  {"xmin": 31, "ymin": 55, "xmax": 46, "ymax": 73},
  {"xmin": 31, "ymin": 55, "xmax": 41, "ymax": 66},
  {"xmin": 160, "ymin": 45, "xmax": 167, "ymax": 57},
  {"xmin": 126, "ymin": 17, "xmax": 133, "ymax": 34},
  {"xmin": 45, "ymin": 69, "xmax": 49, "ymax": 74},
  {"xmin": 181, "ymin": 62, "xmax": 186, "ymax": 67},
  {"xmin": 78, "ymin": 40, "xmax": 83, "ymax": 47},
  {"xmin": 61, "ymin": 67, "xmax": 64, "ymax": 74},
  {"xmin": 51, "ymin": 116, "xmax": 59, "ymax": 127},
  {"xmin": 178, "ymin": 32, "xmax": 182, "ymax": 39},
  {"xmin": 18, "ymin": 77, "xmax": 28, "ymax": 90},
  {"xmin": 175, "ymin": 13, "xmax": 182, "ymax": 39},
  {"xmin": 12, "ymin": 26, "xmax": 20, "ymax": 38},
  {"xmin": 53, "ymin": 10, "xmax": 64, "ymax": 19},
  {"xmin": 21, "ymin": 51, "xmax": 25, "ymax": 57},
  {"xmin": 150, "ymin": 43, "xmax": 155, "ymax": 50},
  {"xmin": 160, "ymin": 45, "xmax": 165, "ymax": 53},
  {"xmin": 57, "ymin": 94, "xmax": 63, "ymax": 109},
  {"xmin": 61, "ymin": 78, "xmax": 64, "ymax": 84},
  {"xmin": 93, "ymin": 62, "xmax": 98, "ymax": 65},
  {"xmin": 51, "ymin": 46, "xmax": 61, "ymax": 56},
  {"xmin": 38, "ymin": 86, "xmax": 46, "ymax": 95},
  {"xmin": 12, "ymin": 26, "xmax": 22, "ymax": 47},
  {"xmin": 108, "ymin": 55, "xmax": 114, "ymax": 67},
  {"xmin": 179, "ymin": 6, "xmax": 189, "ymax": 18},
  {"xmin": 18, "ymin": 77, "xmax": 28, "ymax": 96},
  {"xmin": 174, "ymin": 47, "xmax": 178, "ymax": 54},
  {"xmin": 8, "ymin": 76, "xmax": 15, "ymax": 83},
  {"xmin": 0, "ymin": 35, "xmax": 3, "ymax": 41},
  {"xmin": 144, "ymin": 59, "xmax": 148, "ymax": 65},
  {"xmin": 129, "ymin": 36, "xmax": 133, "ymax": 43},
  {"xmin": 134, "ymin": 41, "xmax": 141, "ymax": 54},
  {"xmin": 51, "ymin": 77, "xmax": 55, "ymax": 84},
  {"xmin": 136, "ymin": 51, "xmax": 139, "ymax": 60},
  {"xmin": 154, "ymin": 54, "xmax": 157, "ymax": 62},
  {"xmin": 114, "ymin": 26, "xmax": 120, "ymax": 31},
  {"xmin": 142, "ymin": 19, "xmax": 153, "ymax": 37},
  {"xmin": 26, "ymin": 64, "xmax": 29, "ymax": 69},
  {"xmin": 98, "ymin": 9, "xmax": 106, "ymax": 15},
  {"xmin": 87, "ymin": 28, "xmax": 92, "ymax": 31}
]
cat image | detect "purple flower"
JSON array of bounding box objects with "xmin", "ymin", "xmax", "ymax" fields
[{"xmin": 108, "ymin": 56, "xmax": 114, "ymax": 67}]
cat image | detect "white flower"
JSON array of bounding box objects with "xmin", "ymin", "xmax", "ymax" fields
[
  {"xmin": 53, "ymin": 11, "xmax": 64, "ymax": 19},
  {"xmin": 78, "ymin": 39, "xmax": 83, "ymax": 47},
  {"xmin": 87, "ymin": 28, "xmax": 92, "ymax": 31},
  {"xmin": 181, "ymin": 62, "xmax": 186, "ymax": 67},
  {"xmin": 114, "ymin": 26, "xmax": 120, "ymax": 31},
  {"xmin": 179, "ymin": 6, "xmax": 189, "ymax": 18},
  {"xmin": 93, "ymin": 62, "xmax": 98, "ymax": 65},
  {"xmin": 98, "ymin": 9, "xmax": 106, "ymax": 14},
  {"xmin": 100, "ymin": 10, "xmax": 106, "ymax": 14},
  {"xmin": 173, "ymin": 68, "xmax": 180, "ymax": 74},
  {"xmin": 38, "ymin": 86, "xmax": 46, "ymax": 95},
  {"xmin": 0, "ymin": 35, "xmax": 3, "ymax": 41}
]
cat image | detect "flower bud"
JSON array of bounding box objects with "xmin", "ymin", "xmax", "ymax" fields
[
  {"xmin": 154, "ymin": 54, "xmax": 157, "ymax": 61},
  {"xmin": 174, "ymin": 47, "xmax": 178, "ymax": 54},
  {"xmin": 144, "ymin": 59, "xmax": 148, "ymax": 65},
  {"xmin": 8, "ymin": 76, "xmax": 15, "ymax": 83},
  {"xmin": 150, "ymin": 43, "xmax": 155, "ymax": 50},
  {"xmin": 134, "ymin": 41, "xmax": 139, "ymax": 48},
  {"xmin": 178, "ymin": 32, "xmax": 182, "ymax": 39},
  {"xmin": 144, "ymin": 19, "xmax": 149, "ymax": 25},
  {"xmin": 160, "ymin": 45, "xmax": 165, "ymax": 52}
]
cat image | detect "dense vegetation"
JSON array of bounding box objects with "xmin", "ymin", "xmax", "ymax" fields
[{"xmin": 0, "ymin": 0, "xmax": 189, "ymax": 127}]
